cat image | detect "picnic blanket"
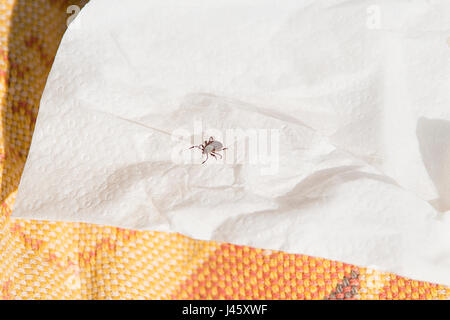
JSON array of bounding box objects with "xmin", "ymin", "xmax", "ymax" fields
[{"xmin": 0, "ymin": 0, "xmax": 448, "ymax": 299}]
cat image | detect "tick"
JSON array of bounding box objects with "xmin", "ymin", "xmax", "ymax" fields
[{"xmin": 190, "ymin": 136, "xmax": 227, "ymax": 164}]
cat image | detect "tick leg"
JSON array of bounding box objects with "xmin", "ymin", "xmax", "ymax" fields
[
  {"xmin": 212, "ymin": 152, "xmax": 222, "ymax": 159},
  {"xmin": 211, "ymin": 153, "xmax": 218, "ymax": 161},
  {"xmin": 202, "ymin": 153, "xmax": 209, "ymax": 164}
]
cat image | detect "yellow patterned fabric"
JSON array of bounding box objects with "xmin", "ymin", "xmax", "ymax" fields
[{"xmin": 0, "ymin": 0, "xmax": 448, "ymax": 300}]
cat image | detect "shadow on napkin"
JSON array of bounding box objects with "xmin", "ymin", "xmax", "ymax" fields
[{"xmin": 417, "ymin": 117, "xmax": 450, "ymax": 213}]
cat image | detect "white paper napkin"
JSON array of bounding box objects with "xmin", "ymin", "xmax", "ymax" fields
[{"xmin": 13, "ymin": 0, "xmax": 450, "ymax": 286}]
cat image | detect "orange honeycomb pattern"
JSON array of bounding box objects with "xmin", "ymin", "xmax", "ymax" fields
[{"xmin": 0, "ymin": 0, "xmax": 448, "ymax": 300}]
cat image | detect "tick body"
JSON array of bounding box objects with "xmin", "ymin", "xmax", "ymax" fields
[{"xmin": 189, "ymin": 136, "xmax": 227, "ymax": 164}]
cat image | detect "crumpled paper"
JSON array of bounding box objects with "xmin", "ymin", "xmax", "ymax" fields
[{"xmin": 13, "ymin": 0, "xmax": 450, "ymax": 286}]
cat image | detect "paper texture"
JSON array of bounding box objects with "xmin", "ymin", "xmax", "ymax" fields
[{"xmin": 13, "ymin": 0, "xmax": 450, "ymax": 285}]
